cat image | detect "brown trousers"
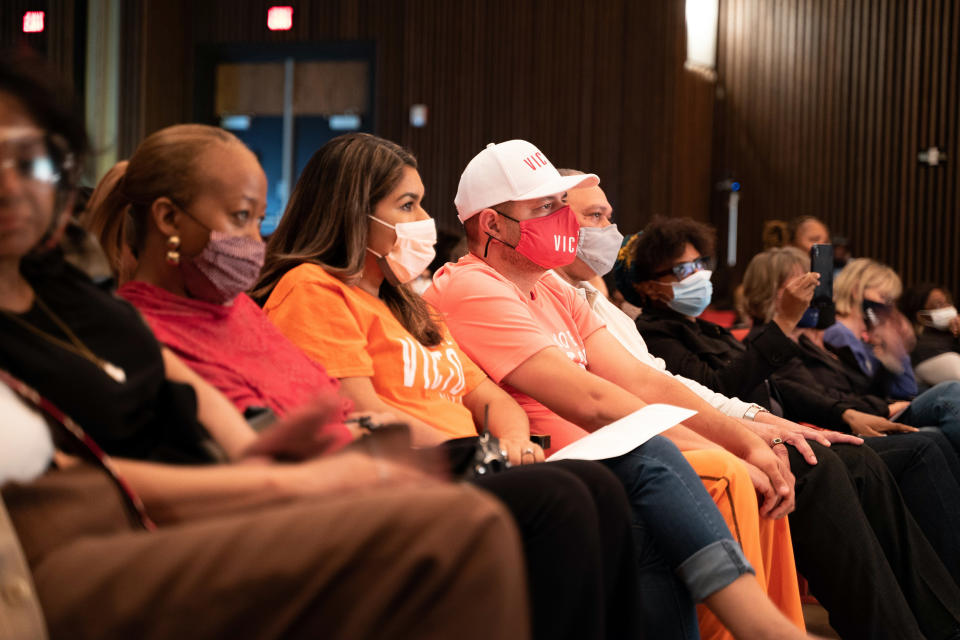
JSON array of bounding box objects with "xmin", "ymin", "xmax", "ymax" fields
[{"xmin": 2, "ymin": 465, "xmax": 530, "ymax": 640}]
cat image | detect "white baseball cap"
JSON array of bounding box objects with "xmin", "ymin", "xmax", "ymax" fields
[{"xmin": 454, "ymin": 140, "xmax": 599, "ymax": 222}]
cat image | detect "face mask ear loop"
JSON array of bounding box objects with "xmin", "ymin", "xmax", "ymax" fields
[
  {"xmin": 483, "ymin": 210, "xmax": 518, "ymax": 258},
  {"xmin": 483, "ymin": 235, "xmax": 494, "ymax": 258},
  {"xmin": 168, "ymin": 199, "xmax": 214, "ymax": 239},
  {"xmin": 368, "ymin": 215, "xmax": 396, "ymax": 230}
]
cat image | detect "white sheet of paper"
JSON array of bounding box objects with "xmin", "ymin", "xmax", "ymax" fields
[{"xmin": 546, "ymin": 404, "xmax": 697, "ymax": 462}]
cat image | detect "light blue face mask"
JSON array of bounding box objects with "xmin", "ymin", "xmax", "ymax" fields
[{"xmin": 667, "ymin": 269, "xmax": 713, "ymax": 317}]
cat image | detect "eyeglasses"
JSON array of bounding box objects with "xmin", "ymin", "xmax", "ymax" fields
[
  {"xmin": 653, "ymin": 256, "xmax": 711, "ymax": 281},
  {"xmin": 0, "ymin": 133, "xmax": 74, "ymax": 186}
]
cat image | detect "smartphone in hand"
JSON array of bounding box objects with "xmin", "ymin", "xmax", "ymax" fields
[
  {"xmin": 809, "ymin": 244, "xmax": 837, "ymax": 329},
  {"xmin": 810, "ymin": 243, "xmax": 834, "ymax": 303}
]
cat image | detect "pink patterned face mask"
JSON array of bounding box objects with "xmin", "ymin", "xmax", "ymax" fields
[
  {"xmin": 180, "ymin": 231, "xmax": 265, "ymax": 304},
  {"xmin": 485, "ymin": 205, "xmax": 580, "ymax": 269}
]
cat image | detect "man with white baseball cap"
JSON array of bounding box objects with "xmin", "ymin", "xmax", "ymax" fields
[
  {"xmin": 455, "ymin": 140, "xmax": 599, "ymax": 271},
  {"xmin": 424, "ymin": 140, "xmax": 813, "ymax": 640}
]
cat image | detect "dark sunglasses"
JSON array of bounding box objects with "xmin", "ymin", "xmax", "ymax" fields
[
  {"xmin": 862, "ymin": 298, "xmax": 896, "ymax": 329},
  {"xmin": 653, "ymin": 256, "xmax": 711, "ymax": 280}
]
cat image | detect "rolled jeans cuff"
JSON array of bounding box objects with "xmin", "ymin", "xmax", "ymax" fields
[{"xmin": 675, "ymin": 538, "xmax": 754, "ymax": 603}]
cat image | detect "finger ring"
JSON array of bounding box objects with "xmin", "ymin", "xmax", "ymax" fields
[
  {"xmin": 770, "ymin": 437, "xmax": 785, "ymax": 447},
  {"xmin": 522, "ymin": 447, "xmax": 535, "ymax": 455}
]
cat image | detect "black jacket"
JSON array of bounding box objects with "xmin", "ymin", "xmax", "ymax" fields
[
  {"xmin": 635, "ymin": 307, "xmax": 799, "ymax": 403},
  {"xmin": 912, "ymin": 328, "xmax": 960, "ymax": 366},
  {"xmin": 748, "ymin": 330, "xmax": 890, "ymax": 432}
]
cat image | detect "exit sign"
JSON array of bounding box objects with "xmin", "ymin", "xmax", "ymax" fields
[
  {"xmin": 267, "ymin": 6, "xmax": 293, "ymax": 31},
  {"xmin": 23, "ymin": 11, "xmax": 45, "ymax": 33}
]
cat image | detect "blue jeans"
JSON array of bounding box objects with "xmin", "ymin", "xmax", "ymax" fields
[
  {"xmin": 601, "ymin": 435, "xmax": 754, "ymax": 640},
  {"xmin": 896, "ymin": 380, "xmax": 960, "ymax": 454}
]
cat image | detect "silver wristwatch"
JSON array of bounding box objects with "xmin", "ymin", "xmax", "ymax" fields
[{"xmin": 743, "ymin": 403, "xmax": 770, "ymax": 421}]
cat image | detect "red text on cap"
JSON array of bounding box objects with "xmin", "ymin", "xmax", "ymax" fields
[{"xmin": 523, "ymin": 152, "xmax": 549, "ymax": 171}]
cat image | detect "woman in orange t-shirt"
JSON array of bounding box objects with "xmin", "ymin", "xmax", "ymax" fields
[{"xmin": 254, "ymin": 137, "xmax": 544, "ymax": 461}]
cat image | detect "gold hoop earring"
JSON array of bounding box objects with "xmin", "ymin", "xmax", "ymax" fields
[{"xmin": 165, "ymin": 235, "xmax": 181, "ymax": 265}]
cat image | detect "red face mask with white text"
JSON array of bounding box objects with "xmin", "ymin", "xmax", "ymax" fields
[{"xmin": 484, "ymin": 205, "xmax": 580, "ymax": 269}]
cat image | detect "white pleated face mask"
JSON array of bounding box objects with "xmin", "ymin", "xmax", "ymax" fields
[
  {"xmin": 576, "ymin": 224, "xmax": 624, "ymax": 276},
  {"xmin": 367, "ymin": 216, "xmax": 437, "ymax": 285},
  {"xmin": 920, "ymin": 305, "xmax": 958, "ymax": 330}
]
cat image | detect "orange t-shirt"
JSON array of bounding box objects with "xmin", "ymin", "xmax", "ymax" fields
[
  {"xmin": 423, "ymin": 254, "xmax": 605, "ymax": 451},
  {"xmin": 263, "ymin": 264, "xmax": 486, "ymax": 441}
]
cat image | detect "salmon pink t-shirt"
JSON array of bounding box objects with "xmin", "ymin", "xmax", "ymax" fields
[
  {"xmin": 423, "ymin": 254, "xmax": 604, "ymax": 450},
  {"xmin": 263, "ymin": 264, "xmax": 486, "ymax": 441}
]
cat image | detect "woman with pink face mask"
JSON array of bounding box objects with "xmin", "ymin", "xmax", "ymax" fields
[{"xmin": 86, "ymin": 125, "xmax": 355, "ymax": 446}]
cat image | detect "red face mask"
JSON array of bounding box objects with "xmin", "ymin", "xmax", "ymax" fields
[{"xmin": 485, "ymin": 205, "xmax": 580, "ymax": 269}]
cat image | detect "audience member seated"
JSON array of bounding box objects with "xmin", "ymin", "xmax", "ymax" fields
[
  {"xmin": 827, "ymin": 259, "xmax": 960, "ymax": 453},
  {"xmin": 900, "ymin": 282, "xmax": 960, "ymax": 386},
  {"xmin": 618, "ymin": 216, "xmax": 817, "ymax": 404},
  {"xmin": 612, "ymin": 218, "xmax": 960, "ymax": 638},
  {"xmin": 0, "ymin": 61, "xmax": 646, "ymax": 640},
  {"xmin": 788, "ymin": 215, "xmax": 831, "ymax": 253},
  {"xmin": 740, "ymin": 246, "xmax": 960, "ymax": 580},
  {"xmin": 85, "ymin": 126, "xmax": 354, "ymax": 439},
  {"xmin": 0, "ymin": 55, "xmax": 531, "ymax": 640},
  {"xmin": 826, "ymin": 258, "xmax": 919, "ymax": 396},
  {"xmin": 553, "ymin": 169, "xmax": 818, "ymax": 639}
]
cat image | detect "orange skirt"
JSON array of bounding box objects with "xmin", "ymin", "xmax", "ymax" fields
[{"xmin": 682, "ymin": 449, "xmax": 805, "ymax": 640}]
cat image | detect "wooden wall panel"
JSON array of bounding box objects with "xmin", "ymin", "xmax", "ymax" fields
[
  {"xmin": 116, "ymin": 0, "xmax": 714, "ymax": 235},
  {"xmin": 714, "ymin": 0, "xmax": 960, "ymax": 295}
]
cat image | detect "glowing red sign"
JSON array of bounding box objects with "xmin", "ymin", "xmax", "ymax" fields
[
  {"xmin": 267, "ymin": 6, "xmax": 293, "ymax": 31},
  {"xmin": 23, "ymin": 11, "xmax": 45, "ymax": 33}
]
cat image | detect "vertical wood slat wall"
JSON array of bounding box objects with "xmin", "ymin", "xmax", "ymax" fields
[
  {"xmin": 714, "ymin": 0, "xmax": 960, "ymax": 295},
  {"xmin": 118, "ymin": 0, "xmax": 715, "ymax": 235}
]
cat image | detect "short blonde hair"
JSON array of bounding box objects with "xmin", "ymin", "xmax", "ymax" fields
[
  {"xmin": 741, "ymin": 247, "xmax": 809, "ymax": 323},
  {"xmin": 833, "ymin": 258, "xmax": 902, "ymax": 316}
]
